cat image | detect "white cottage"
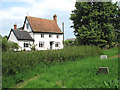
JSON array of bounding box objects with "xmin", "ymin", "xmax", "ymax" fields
[{"xmin": 8, "ymin": 14, "xmax": 63, "ymax": 51}]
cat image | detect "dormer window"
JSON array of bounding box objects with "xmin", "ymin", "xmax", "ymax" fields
[{"xmin": 26, "ymin": 23, "xmax": 29, "ymax": 29}]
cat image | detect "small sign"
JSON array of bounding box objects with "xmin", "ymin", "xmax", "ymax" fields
[
  {"xmin": 97, "ymin": 67, "xmax": 109, "ymax": 74},
  {"xmin": 100, "ymin": 55, "xmax": 108, "ymax": 59}
]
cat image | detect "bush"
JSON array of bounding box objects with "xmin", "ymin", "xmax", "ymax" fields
[
  {"xmin": 2, "ymin": 45, "xmax": 103, "ymax": 75},
  {"xmin": 2, "ymin": 36, "xmax": 19, "ymax": 51},
  {"xmin": 64, "ymin": 40, "xmax": 77, "ymax": 46}
]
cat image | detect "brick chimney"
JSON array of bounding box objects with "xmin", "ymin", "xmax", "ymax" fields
[
  {"xmin": 53, "ymin": 14, "xmax": 57, "ymax": 23},
  {"xmin": 14, "ymin": 23, "xmax": 17, "ymax": 29}
]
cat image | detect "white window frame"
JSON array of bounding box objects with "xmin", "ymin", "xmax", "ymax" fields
[
  {"xmin": 41, "ymin": 34, "xmax": 44, "ymax": 38},
  {"xmin": 24, "ymin": 42, "xmax": 29, "ymax": 48},
  {"xmin": 39, "ymin": 41, "xmax": 44, "ymax": 47},
  {"xmin": 49, "ymin": 34, "xmax": 52, "ymax": 38},
  {"xmin": 55, "ymin": 42, "xmax": 59, "ymax": 47},
  {"xmin": 56, "ymin": 35, "xmax": 59, "ymax": 38}
]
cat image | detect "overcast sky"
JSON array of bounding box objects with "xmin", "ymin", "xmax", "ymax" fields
[{"xmin": 0, "ymin": 0, "xmax": 119, "ymax": 40}]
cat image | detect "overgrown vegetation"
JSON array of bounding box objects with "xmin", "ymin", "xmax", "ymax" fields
[
  {"xmin": 2, "ymin": 47, "xmax": 118, "ymax": 88},
  {"xmin": 2, "ymin": 45, "xmax": 103, "ymax": 88},
  {"xmin": 64, "ymin": 40, "xmax": 77, "ymax": 46},
  {"xmin": 1, "ymin": 36, "xmax": 19, "ymax": 51},
  {"xmin": 23, "ymin": 54, "xmax": 118, "ymax": 88}
]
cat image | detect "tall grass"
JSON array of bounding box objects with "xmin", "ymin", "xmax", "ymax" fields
[
  {"xmin": 2, "ymin": 46, "xmax": 102, "ymax": 75},
  {"xmin": 2, "ymin": 45, "xmax": 103, "ymax": 88},
  {"xmin": 23, "ymin": 57, "xmax": 118, "ymax": 88},
  {"xmin": 22, "ymin": 47, "xmax": 118, "ymax": 88}
]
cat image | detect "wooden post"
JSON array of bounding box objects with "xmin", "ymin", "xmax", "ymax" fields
[{"xmin": 62, "ymin": 22, "xmax": 64, "ymax": 47}]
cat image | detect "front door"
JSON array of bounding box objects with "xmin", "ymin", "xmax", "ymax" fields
[{"xmin": 50, "ymin": 42, "xmax": 53, "ymax": 50}]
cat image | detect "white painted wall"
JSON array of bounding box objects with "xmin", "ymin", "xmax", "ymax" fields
[
  {"xmin": 8, "ymin": 31, "xmax": 33, "ymax": 51},
  {"xmin": 8, "ymin": 30, "xmax": 63, "ymax": 51},
  {"xmin": 33, "ymin": 33, "xmax": 63, "ymax": 50},
  {"xmin": 24, "ymin": 19, "xmax": 32, "ymax": 32},
  {"xmin": 8, "ymin": 31, "xmax": 18, "ymax": 43},
  {"xmin": 18, "ymin": 41, "xmax": 33, "ymax": 51}
]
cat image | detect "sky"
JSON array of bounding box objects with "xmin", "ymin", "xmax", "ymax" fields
[{"xmin": 0, "ymin": 0, "xmax": 119, "ymax": 40}]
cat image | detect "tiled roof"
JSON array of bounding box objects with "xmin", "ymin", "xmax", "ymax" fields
[
  {"xmin": 12, "ymin": 29, "xmax": 34, "ymax": 41},
  {"xmin": 26, "ymin": 16, "xmax": 63, "ymax": 34}
]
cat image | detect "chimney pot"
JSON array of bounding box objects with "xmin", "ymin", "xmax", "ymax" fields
[
  {"xmin": 53, "ymin": 14, "xmax": 57, "ymax": 23},
  {"xmin": 14, "ymin": 23, "xmax": 17, "ymax": 29}
]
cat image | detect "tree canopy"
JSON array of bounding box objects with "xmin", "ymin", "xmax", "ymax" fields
[{"xmin": 70, "ymin": 2, "xmax": 120, "ymax": 48}]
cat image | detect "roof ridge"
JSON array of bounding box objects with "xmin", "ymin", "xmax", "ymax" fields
[{"xmin": 26, "ymin": 16, "xmax": 55, "ymax": 22}]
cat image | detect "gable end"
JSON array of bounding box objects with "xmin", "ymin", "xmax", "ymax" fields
[{"xmin": 23, "ymin": 16, "xmax": 34, "ymax": 32}]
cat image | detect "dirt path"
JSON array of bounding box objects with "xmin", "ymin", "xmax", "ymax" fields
[{"xmin": 13, "ymin": 75, "xmax": 40, "ymax": 88}]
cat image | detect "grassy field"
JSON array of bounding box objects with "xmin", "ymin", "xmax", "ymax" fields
[
  {"xmin": 2, "ymin": 46, "xmax": 119, "ymax": 88},
  {"xmin": 23, "ymin": 48, "xmax": 118, "ymax": 88}
]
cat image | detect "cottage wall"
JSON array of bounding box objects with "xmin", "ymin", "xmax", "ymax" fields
[
  {"xmin": 8, "ymin": 31, "xmax": 33, "ymax": 51},
  {"xmin": 8, "ymin": 31, "xmax": 18, "ymax": 43},
  {"xmin": 18, "ymin": 40, "xmax": 33, "ymax": 51},
  {"xmin": 24, "ymin": 19, "xmax": 32, "ymax": 32},
  {"xmin": 33, "ymin": 33, "xmax": 63, "ymax": 50}
]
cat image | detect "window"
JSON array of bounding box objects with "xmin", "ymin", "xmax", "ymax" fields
[
  {"xmin": 41, "ymin": 34, "xmax": 44, "ymax": 38},
  {"xmin": 49, "ymin": 34, "xmax": 52, "ymax": 37},
  {"xmin": 56, "ymin": 35, "xmax": 59, "ymax": 38},
  {"xmin": 24, "ymin": 43, "xmax": 29, "ymax": 47},
  {"xmin": 39, "ymin": 42, "xmax": 44, "ymax": 47},
  {"xmin": 55, "ymin": 42, "xmax": 59, "ymax": 47},
  {"xmin": 26, "ymin": 23, "xmax": 29, "ymax": 29}
]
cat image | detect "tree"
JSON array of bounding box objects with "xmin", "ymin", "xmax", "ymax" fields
[
  {"xmin": 70, "ymin": 2, "xmax": 120, "ymax": 48},
  {"xmin": 2, "ymin": 36, "xmax": 19, "ymax": 51},
  {"xmin": 9, "ymin": 41, "xmax": 19, "ymax": 50},
  {"xmin": 2, "ymin": 37, "xmax": 9, "ymax": 51}
]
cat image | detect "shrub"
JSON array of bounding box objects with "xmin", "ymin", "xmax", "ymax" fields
[
  {"xmin": 1, "ymin": 36, "xmax": 19, "ymax": 51},
  {"xmin": 64, "ymin": 40, "xmax": 77, "ymax": 46},
  {"xmin": 2, "ymin": 37, "xmax": 9, "ymax": 51},
  {"xmin": 2, "ymin": 45, "xmax": 103, "ymax": 75}
]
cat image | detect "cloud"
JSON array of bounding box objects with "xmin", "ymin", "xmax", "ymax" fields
[
  {"xmin": 1, "ymin": 0, "xmax": 36, "ymax": 3},
  {"xmin": 0, "ymin": 0, "xmax": 75, "ymax": 19},
  {"xmin": 34, "ymin": 0, "xmax": 75, "ymax": 11},
  {"xmin": 0, "ymin": 0, "xmax": 76, "ymax": 38}
]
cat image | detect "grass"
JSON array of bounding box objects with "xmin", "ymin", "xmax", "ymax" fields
[
  {"xmin": 23, "ymin": 56, "xmax": 118, "ymax": 88},
  {"xmin": 2, "ymin": 46, "xmax": 102, "ymax": 76},
  {"xmin": 2, "ymin": 46, "xmax": 119, "ymax": 88},
  {"xmin": 103, "ymin": 47, "xmax": 119, "ymax": 57}
]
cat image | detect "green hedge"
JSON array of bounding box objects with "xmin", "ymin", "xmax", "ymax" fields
[{"xmin": 2, "ymin": 45, "xmax": 103, "ymax": 75}]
